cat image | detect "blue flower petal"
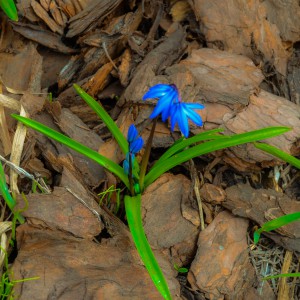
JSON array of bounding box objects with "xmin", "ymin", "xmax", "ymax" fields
[
  {"xmin": 130, "ymin": 137, "xmax": 144, "ymax": 153},
  {"xmin": 143, "ymin": 84, "xmax": 174, "ymax": 100},
  {"xmin": 127, "ymin": 124, "xmax": 138, "ymax": 143},
  {"xmin": 149, "ymin": 91, "xmax": 176, "ymax": 119},
  {"xmin": 170, "ymin": 105, "xmax": 180, "ymax": 132},
  {"xmin": 182, "ymin": 104, "xmax": 203, "ymax": 126},
  {"xmin": 178, "ymin": 106, "xmax": 189, "ymax": 138},
  {"xmin": 184, "ymin": 103, "xmax": 205, "ymax": 110}
]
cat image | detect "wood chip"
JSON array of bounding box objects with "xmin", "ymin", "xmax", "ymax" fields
[
  {"xmin": 82, "ymin": 62, "xmax": 114, "ymax": 97},
  {"xmin": 11, "ymin": 23, "xmax": 78, "ymax": 54},
  {"xmin": 31, "ymin": 0, "xmax": 63, "ymax": 34},
  {"xmin": 49, "ymin": 0, "xmax": 65, "ymax": 27},
  {"xmin": 67, "ymin": 0, "xmax": 123, "ymax": 37}
]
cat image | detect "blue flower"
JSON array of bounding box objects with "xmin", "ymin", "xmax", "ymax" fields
[
  {"xmin": 127, "ymin": 124, "xmax": 138, "ymax": 143},
  {"xmin": 143, "ymin": 84, "xmax": 205, "ymax": 137},
  {"xmin": 123, "ymin": 125, "xmax": 144, "ymax": 176}
]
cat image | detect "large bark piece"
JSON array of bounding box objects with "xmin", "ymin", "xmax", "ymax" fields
[
  {"xmin": 190, "ymin": 0, "xmax": 293, "ymax": 75},
  {"xmin": 142, "ymin": 174, "xmax": 199, "ymax": 264},
  {"xmin": 188, "ymin": 211, "xmax": 255, "ymax": 299},
  {"xmin": 224, "ymin": 90, "xmax": 300, "ymax": 164},
  {"xmin": 16, "ymin": 187, "xmax": 103, "ymax": 239},
  {"xmin": 168, "ymin": 48, "xmax": 264, "ymax": 107},
  {"xmin": 12, "ymin": 225, "xmax": 180, "ymax": 299}
]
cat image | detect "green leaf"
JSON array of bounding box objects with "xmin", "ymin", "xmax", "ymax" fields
[
  {"xmin": 156, "ymin": 128, "xmax": 227, "ymax": 164},
  {"xmin": 254, "ymin": 142, "xmax": 300, "ymax": 169},
  {"xmin": 125, "ymin": 195, "xmax": 172, "ymax": 300},
  {"xmin": 253, "ymin": 212, "xmax": 300, "ymax": 244},
  {"xmin": 178, "ymin": 267, "xmax": 188, "ymax": 273},
  {"xmin": 263, "ymin": 273, "xmax": 300, "ymax": 280},
  {"xmin": 0, "ymin": 162, "xmax": 24, "ymax": 224},
  {"xmin": 73, "ymin": 84, "xmax": 128, "ymax": 155},
  {"xmin": 144, "ymin": 127, "xmax": 290, "ymax": 188},
  {"xmin": 0, "ymin": 0, "xmax": 18, "ymax": 21},
  {"xmin": 11, "ymin": 114, "xmax": 130, "ymax": 189}
]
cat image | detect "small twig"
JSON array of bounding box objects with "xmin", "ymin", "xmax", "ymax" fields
[
  {"xmin": 189, "ymin": 160, "xmax": 205, "ymax": 231},
  {"xmin": 0, "ymin": 154, "xmax": 34, "ymax": 181},
  {"xmin": 65, "ymin": 187, "xmax": 101, "ymax": 221},
  {"xmin": 102, "ymin": 41, "xmax": 118, "ymax": 71},
  {"xmin": 0, "ymin": 154, "xmax": 51, "ymax": 194},
  {"xmin": 139, "ymin": 118, "xmax": 157, "ymax": 191}
]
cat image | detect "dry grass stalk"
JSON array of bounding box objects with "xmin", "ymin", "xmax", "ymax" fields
[
  {"xmin": 0, "ymin": 94, "xmax": 21, "ymax": 112},
  {"xmin": 278, "ymin": 250, "xmax": 293, "ymax": 300},
  {"xmin": 9, "ymin": 106, "xmax": 28, "ymax": 196},
  {"xmin": 0, "ymin": 106, "xmax": 12, "ymax": 156},
  {"xmin": 0, "ymin": 221, "xmax": 12, "ymax": 271}
]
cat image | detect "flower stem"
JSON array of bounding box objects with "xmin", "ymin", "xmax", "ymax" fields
[{"xmin": 139, "ymin": 118, "xmax": 157, "ymax": 191}]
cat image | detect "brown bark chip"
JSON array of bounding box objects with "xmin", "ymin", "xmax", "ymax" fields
[
  {"xmin": 224, "ymin": 90, "xmax": 300, "ymax": 163},
  {"xmin": 199, "ymin": 183, "xmax": 226, "ymax": 205},
  {"xmin": 16, "ymin": 187, "xmax": 103, "ymax": 239},
  {"xmin": 172, "ymin": 48, "xmax": 264, "ymax": 108},
  {"xmin": 188, "ymin": 211, "xmax": 254, "ymax": 300}
]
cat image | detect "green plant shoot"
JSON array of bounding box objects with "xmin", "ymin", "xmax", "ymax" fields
[
  {"xmin": 11, "ymin": 83, "xmax": 296, "ymax": 300},
  {"xmin": 254, "ymin": 212, "xmax": 300, "ymax": 244}
]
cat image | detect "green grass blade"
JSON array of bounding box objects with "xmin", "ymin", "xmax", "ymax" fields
[
  {"xmin": 254, "ymin": 142, "xmax": 300, "ymax": 169},
  {"xmin": 263, "ymin": 273, "xmax": 300, "ymax": 280},
  {"xmin": 144, "ymin": 127, "xmax": 290, "ymax": 188},
  {"xmin": 125, "ymin": 195, "xmax": 172, "ymax": 300},
  {"xmin": 253, "ymin": 212, "xmax": 300, "ymax": 244},
  {"xmin": 0, "ymin": 0, "xmax": 18, "ymax": 21},
  {"xmin": 0, "ymin": 162, "xmax": 24, "ymax": 224},
  {"xmin": 157, "ymin": 128, "xmax": 227, "ymax": 163},
  {"xmin": 73, "ymin": 84, "xmax": 128, "ymax": 155},
  {"xmin": 11, "ymin": 114, "xmax": 129, "ymax": 189}
]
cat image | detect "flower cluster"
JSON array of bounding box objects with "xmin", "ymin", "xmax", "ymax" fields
[
  {"xmin": 123, "ymin": 124, "xmax": 144, "ymax": 176},
  {"xmin": 143, "ymin": 84, "xmax": 205, "ymax": 138}
]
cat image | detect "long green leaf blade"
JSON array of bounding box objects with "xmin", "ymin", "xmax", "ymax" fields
[
  {"xmin": 11, "ymin": 114, "xmax": 129, "ymax": 188},
  {"xmin": 253, "ymin": 212, "xmax": 300, "ymax": 244},
  {"xmin": 254, "ymin": 142, "xmax": 300, "ymax": 169},
  {"xmin": 157, "ymin": 128, "xmax": 228, "ymax": 163},
  {"xmin": 144, "ymin": 127, "xmax": 290, "ymax": 188},
  {"xmin": 263, "ymin": 273, "xmax": 300, "ymax": 280},
  {"xmin": 73, "ymin": 84, "xmax": 128, "ymax": 155},
  {"xmin": 125, "ymin": 195, "xmax": 172, "ymax": 300},
  {"xmin": 0, "ymin": 0, "xmax": 18, "ymax": 21}
]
